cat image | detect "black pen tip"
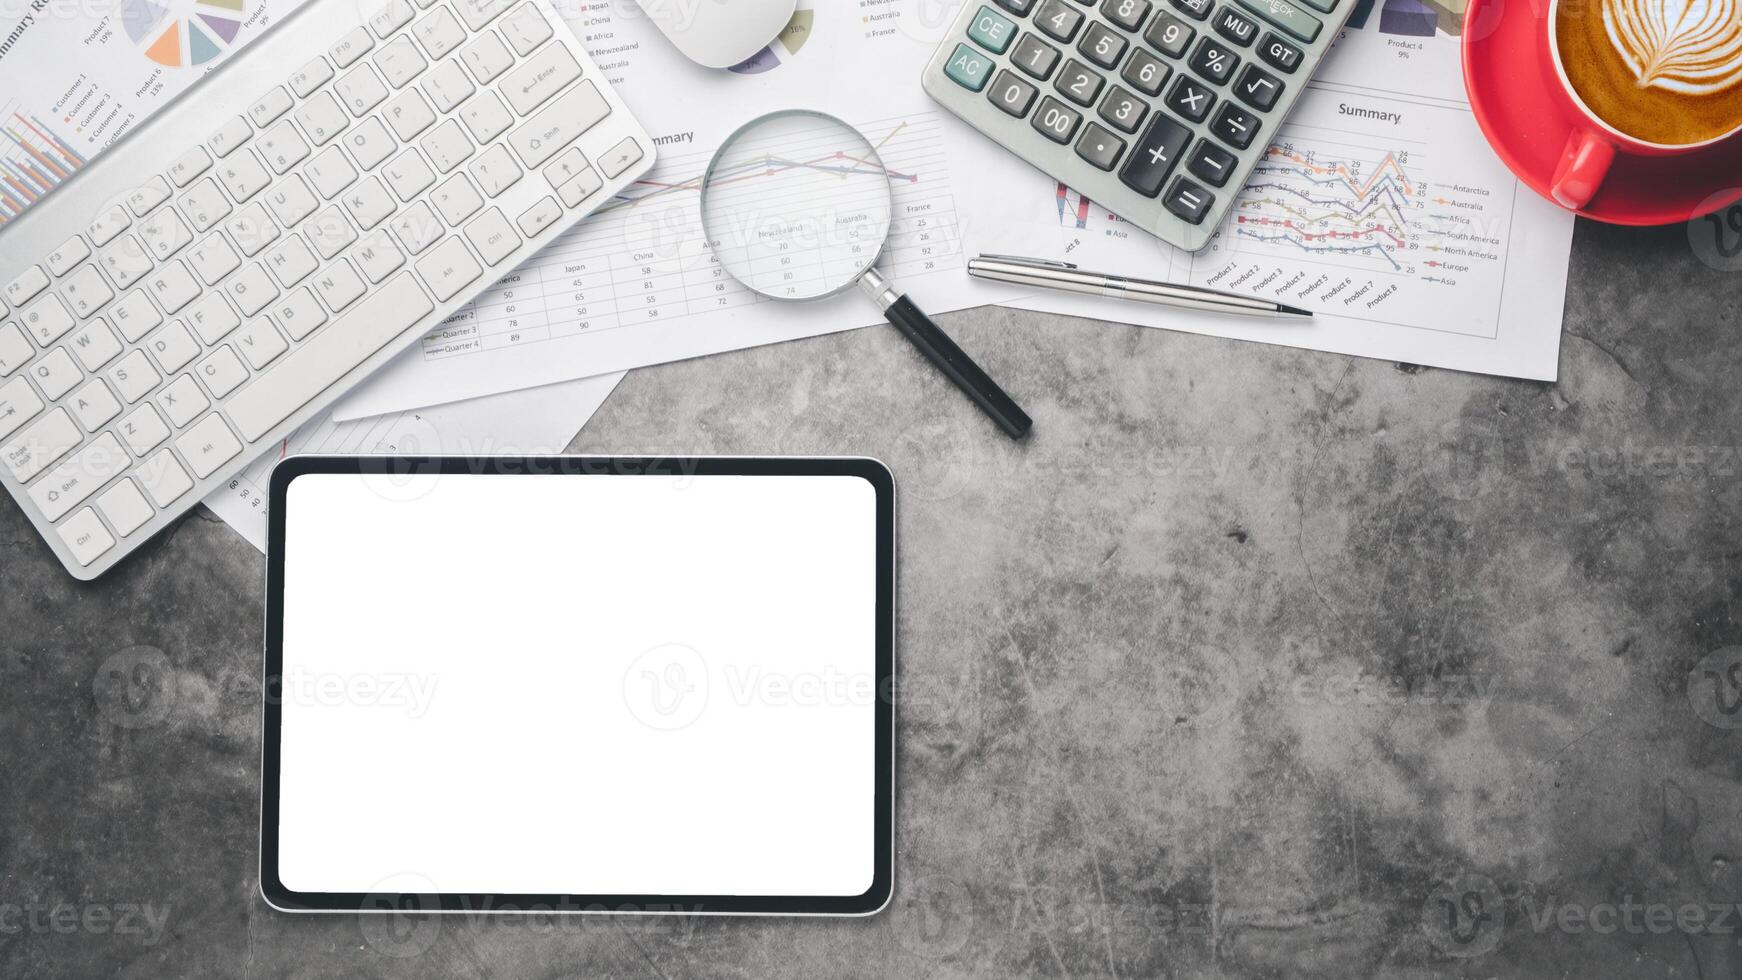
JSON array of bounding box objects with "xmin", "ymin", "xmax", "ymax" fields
[{"xmin": 1277, "ymin": 303, "xmax": 1315, "ymax": 318}]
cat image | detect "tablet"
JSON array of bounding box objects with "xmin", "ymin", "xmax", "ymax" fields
[{"xmin": 260, "ymin": 456, "xmax": 894, "ymax": 916}]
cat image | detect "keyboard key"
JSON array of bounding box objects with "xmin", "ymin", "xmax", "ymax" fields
[
  {"xmin": 68, "ymin": 378, "xmax": 121, "ymax": 432},
  {"xmin": 99, "ymin": 237, "xmax": 154, "ymax": 291},
  {"xmin": 265, "ymin": 235, "xmax": 321, "ymax": 287},
  {"xmin": 139, "ymin": 209, "xmax": 193, "ymax": 262},
  {"xmin": 209, "ymin": 116, "xmax": 253, "ymax": 158},
  {"xmin": 1166, "ymin": 177, "xmax": 1213, "ymax": 226},
  {"xmin": 97, "ymin": 479, "xmax": 154, "ymax": 536},
  {"xmin": 148, "ymin": 260, "xmax": 199, "ymax": 316},
  {"xmin": 305, "ymin": 206, "xmax": 360, "ymax": 259},
  {"xmin": 189, "ymin": 234, "xmax": 243, "ymax": 286},
  {"xmin": 290, "ymin": 56, "xmax": 336, "ymax": 97},
  {"xmin": 460, "ymin": 91, "xmax": 516, "ymax": 143},
  {"xmin": 126, "ymin": 177, "xmax": 172, "ymax": 217},
  {"xmin": 109, "ymin": 291, "xmax": 162, "ymax": 343},
  {"xmin": 305, "ymin": 147, "xmax": 361, "ymax": 199},
  {"xmin": 499, "ymin": 3, "xmax": 553, "ymax": 54},
  {"xmin": 368, "ymin": 0, "xmax": 416, "ymax": 37},
  {"xmin": 330, "ymin": 26, "xmax": 375, "ymax": 67},
  {"xmin": 501, "ymin": 44, "xmax": 581, "ymax": 115},
  {"xmin": 22, "ymin": 294, "xmax": 76, "ymax": 346},
  {"xmin": 944, "ymin": 42, "xmax": 994, "ymax": 92},
  {"xmin": 1211, "ymin": 101, "xmax": 1261, "ymax": 147},
  {"xmin": 46, "ymin": 237, "xmax": 91, "ymax": 277},
  {"xmin": 61, "ymin": 265, "xmax": 115, "ymax": 318},
  {"xmin": 384, "ymin": 150, "xmax": 438, "ymax": 201},
  {"xmin": 179, "ymin": 178, "xmax": 234, "ymax": 232},
  {"xmin": 5, "ymin": 266, "xmax": 49, "ymax": 307},
  {"xmin": 119, "ymin": 404, "xmax": 171, "ymax": 456},
  {"xmin": 68, "ymin": 320, "xmax": 122, "ymax": 371},
  {"xmin": 469, "ymin": 145, "xmax": 523, "ymax": 197},
  {"xmin": 259, "ymin": 121, "xmax": 313, "ymax": 174},
  {"xmin": 515, "ymin": 196, "xmax": 562, "ymax": 237},
  {"xmin": 465, "ymin": 207, "xmax": 521, "ymax": 265},
  {"xmin": 345, "ymin": 118, "xmax": 399, "ymax": 171},
  {"xmin": 542, "ymin": 147, "xmax": 589, "ymax": 187},
  {"xmin": 374, "ymin": 36, "xmax": 430, "ymax": 88},
  {"xmin": 598, "ymin": 138, "xmax": 643, "ymax": 178},
  {"xmin": 1078, "ymin": 22, "xmax": 1127, "ymax": 68},
  {"xmin": 459, "ymin": 31, "xmax": 515, "ymax": 84},
  {"xmin": 186, "ymin": 292, "xmax": 242, "ymax": 345},
  {"xmin": 453, "ymin": 0, "xmax": 516, "ymax": 30},
  {"xmin": 1234, "ymin": 63, "xmax": 1284, "ymax": 109},
  {"xmin": 423, "ymin": 59, "xmax": 477, "ymax": 112},
  {"xmin": 226, "ymin": 263, "xmax": 279, "ymax": 316},
  {"xmin": 1191, "ymin": 37, "xmax": 1241, "ymax": 84},
  {"xmin": 412, "ymin": 7, "xmax": 468, "ymax": 59},
  {"xmin": 313, "ymin": 259, "xmax": 367, "ymax": 312},
  {"xmin": 988, "ymin": 70, "xmax": 1040, "ymax": 117},
  {"xmin": 0, "ymin": 376, "xmax": 44, "ymax": 441},
  {"xmin": 31, "ymin": 347, "xmax": 80, "ymax": 399},
  {"xmin": 1257, "ymin": 31, "xmax": 1303, "ymax": 71},
  {"xmin": 1, "ymin": 407, "xmax": 81, "ymax": 482},
  {"xmin": 1055, "ymin": 59, "xmax": 1105, "ymax": 106},
  {"xmin": 0, "ymin": 324, "xmax": 33, "ymax": 375},
  {"xmin": 432, "ymin": 174, "xmax": 485, "ymax": 225},
  {"xmin": 555, "ymin": 168, "xmax": 602, "ymax": 207},
  {"xmin": 1031, "ymin": 96, "xmax": 1083, "ymax": 143},
  {"xmin": 138, "ymin": 450, "xmax": 193, "ymax": 507},
  {"xmin": 56, "ymin": 508, "xmax": 115, "ymax": 568},
  {"xmin": 30, "ymin": 431, "xmax": 127, "ymax": 520},
  {"xmin": 1074, "ymin": 122, "xmax": 1127, "ymax": 170},
  {"xmin": 421, "ymin": 119, "xmax": 476, "ymax": 172},
  {"xmin": 235, "ymin": 321, "xmax": 289, "ymax": 369},
  {"xmin": 217, "ymin": 150, "xmax": 273, "ymax": 202},
  {"xmin": 146, "ymin": 321, "xmax": 200, "ymax": 374},
  {"xmin": 1214, "ymin": 5, "xmax": 1260, "ymax": 43},
  {"xmin": 1119, "ymin": 112, "xmax": 1190, "ymax": 196},
  {"xmin": 226, "ymin": 272, "xmax": 434, "ymax": 441},
  {"xmin": 1034, "ymin": 0, "xmax": 1084, "ymax": 40},
  {"xmin": 1235, "ymin": 0, "xmax": 1320, "ymax": 41},
  {"xmin": 1145, "ymin": 10, "xmax": 1195, "ymax": 56},
  {"xmin": 1185, "ymin": 139, "xmax": 1237, "ymax": 189},
  {"xmin": 390, "ymin": 201, "xmax": 446, "ymax": 253},
  {"xmin": 295, "ymin": 92, "xmax": 351, "ymax": 147},
  {"xmin": 1011, "ymin": 33, "xmax": 1061, "ymax": 80},
  {"xmin": 415, "ymin": 237, "xmax": 483, "ymax": 300},
  {"xmin": 270, "ymin": 287, "xmax": 330, "ymax": 340},
  {"xmin": 1102, "ymin": 0, "xmax": 1153, "ymax": 30},
  {"xmin": 968, "ymin": 5, "xmax": 1018, "ymax": 53},
  {"xmin": 1171, "ymin": 0, "xmax": 1213, "ymax": 19},
  {"xmin": 249, "ymin": 86, "xmax": 295, "ymax": 128},
  {"xmin": 195, "ymin": 345, "xmax": 250, "ymax": 397},
  {"xmin": 337, "ymin": 65, "xmax": 391, "ymax": 116},
  {"xmin": 342, "ymin": 177, "xmax": 398, "ymax": 230},
  {"xmin": 168, "ymin": 148, "xmax": 214, "ymax": 189},
  {"xmin": 157, "ymin": 375, "xmax": 209, "ymax": 427},
  {"xmin": 1165, "ymin": 74, "xmax": 1216, "ymax": 121},
  {"xmin": 1121, "ymin": 49, "xmax": 1171, "ymax": 95},
  {"xmin": 507, "ymin": 82, "xmax": 611, "ymax": 168},
  {"xmin": 110, "ymin": 350, "xmax": 161, "ymax": 403},
  {"xmin": 174, "ymin": 413, "xmax": 243, "ymax": 479},
  {"xmin": 87, "ymin": 208, "xmax": 131, "ymax": 247}
]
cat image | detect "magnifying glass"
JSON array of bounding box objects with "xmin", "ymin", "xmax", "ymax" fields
[{"xmin": 699, "ymin": 110, "xmax": 1032, "ymax": 440}]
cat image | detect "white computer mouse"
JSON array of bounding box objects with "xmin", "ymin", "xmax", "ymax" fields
[{"xmin": 634, "ymin": 0, "xmax": 798, "ymax": 69}]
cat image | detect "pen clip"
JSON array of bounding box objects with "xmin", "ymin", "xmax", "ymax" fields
[{"xmin": 974, "ymin": 253, "xmax": 1079, "ymax": 271}]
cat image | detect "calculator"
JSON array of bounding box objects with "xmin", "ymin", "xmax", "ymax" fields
[{"xmin": 921, "ymin": 0, "xmax": 1354, "ymax": 251}]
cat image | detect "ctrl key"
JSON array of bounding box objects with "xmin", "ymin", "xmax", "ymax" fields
[{"xmin": 57, "ymin": 507, "xmax": 115, "ymax": 568}]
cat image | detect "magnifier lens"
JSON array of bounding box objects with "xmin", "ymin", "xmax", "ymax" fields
[{"xmin": 699, "ymin": 112, "xmax": 895, "ymax": 301}]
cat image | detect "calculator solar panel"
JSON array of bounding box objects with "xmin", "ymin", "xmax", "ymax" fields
[{"xmin": 922, "ymin": 0, "xmax": 1355, "ymax": 251}]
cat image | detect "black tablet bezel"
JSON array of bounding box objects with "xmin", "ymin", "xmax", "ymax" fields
[{"xmin": 260, "ymin": 455, "xmax": 895, "ymax": 916}]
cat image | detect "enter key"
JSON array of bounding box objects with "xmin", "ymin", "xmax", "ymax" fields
[{"xmin": 501, "ymin": 44, "xmax": 581, "ymax": 116}]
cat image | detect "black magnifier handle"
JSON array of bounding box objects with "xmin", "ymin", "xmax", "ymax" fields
[{"xmin": 858, "ymin": 270, "xmax": 1033, "ymax": 440}]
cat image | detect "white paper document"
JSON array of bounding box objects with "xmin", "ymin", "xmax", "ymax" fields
[
  {"xmin": 981, "ymin": 16, "xmax": 1574, "ymax": 379},
  {"xmin": 203, "ymin": 373, "xmax": 622, "ymax": 551}
]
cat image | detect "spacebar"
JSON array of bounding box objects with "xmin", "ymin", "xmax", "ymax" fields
[{"xmin": 226, "ymin": 274, "xmax": 434, "ymax": 442}]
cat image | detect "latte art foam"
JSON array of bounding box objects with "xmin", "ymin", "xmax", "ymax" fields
[{"xmin": 1603, "ymin": 0, "xmax": 1742, "ymax": 94}]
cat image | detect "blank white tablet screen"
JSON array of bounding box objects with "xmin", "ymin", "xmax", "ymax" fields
[{"xmin": 276, "ymin": 471, "xmax": 879, "ymax": 897}]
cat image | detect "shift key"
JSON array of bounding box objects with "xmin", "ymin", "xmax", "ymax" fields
[{"xmin": 508, "ymin": 81, "xmax": 610, "ymax": 168}]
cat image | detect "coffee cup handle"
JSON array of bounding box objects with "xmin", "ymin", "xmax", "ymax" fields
[{"xmin": 1550, "ymin": 129, "xmax": 1615, "ymax": 210}]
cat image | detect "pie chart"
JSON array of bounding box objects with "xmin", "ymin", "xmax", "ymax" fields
[
  {"xmin": 120, "ymin": 0, "xmax": 248, "ymax": 68},
  {"xmin": 728, "ymin": 4, "xmax": 814, "ymax": 75}
]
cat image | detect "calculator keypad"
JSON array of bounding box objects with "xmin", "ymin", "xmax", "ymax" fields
[{"xmin": 926, "ymin": 0, "xmax": 1344, "ymax": 246}]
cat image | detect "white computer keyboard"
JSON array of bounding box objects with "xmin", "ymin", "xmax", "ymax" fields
[{"xmin": 0, "ymin": 0, "xmax": 655, "ymax": 579}]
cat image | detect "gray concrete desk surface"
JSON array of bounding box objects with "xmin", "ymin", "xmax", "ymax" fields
[{"xmin": 3, "ymin": 216, "xmax": 1741, "ymax": 979}]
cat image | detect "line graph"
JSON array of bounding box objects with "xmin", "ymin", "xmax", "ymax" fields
[{"xmin": 1234, "ymin": 144, "xmax": 1419, "ymax": 271}]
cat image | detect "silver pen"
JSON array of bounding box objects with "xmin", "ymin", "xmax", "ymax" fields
[{"xmin": 968, "ymin": 254, "xmax": 1313, "ymax": 319}]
